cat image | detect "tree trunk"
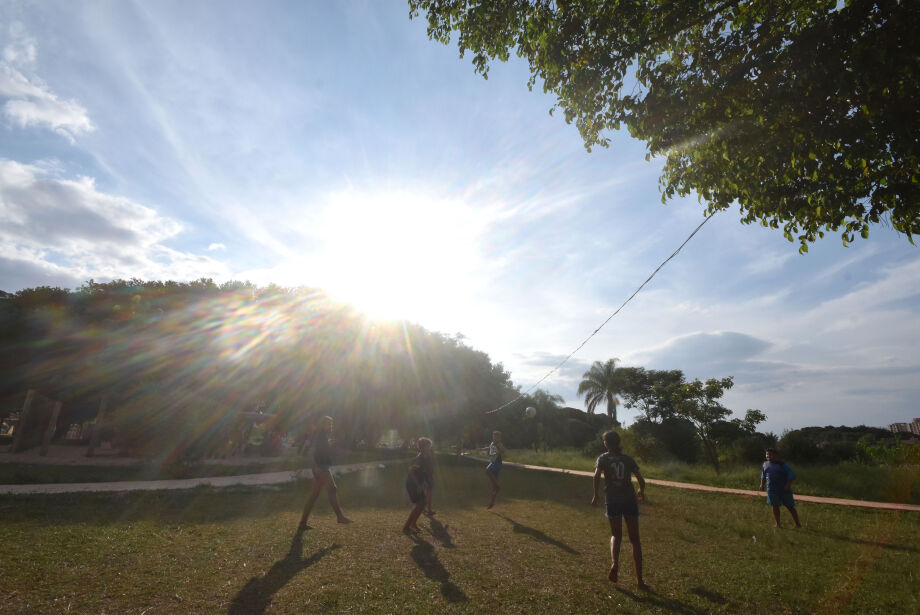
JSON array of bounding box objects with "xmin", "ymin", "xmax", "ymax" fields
[
  {"xmin": 702, "ymin": 437, "xmax": 720, "ymax": 474},
  {"xmin": 607, "ymin": 394, "xmax": 618, "ymax": 425}
]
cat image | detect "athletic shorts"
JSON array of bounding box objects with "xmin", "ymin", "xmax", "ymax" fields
[
  {"xmin": 606, "ymin": 494, "xmax": 639, "ymax": 518},
  {"xmin": 406, "ymin": 480, "xmax": 427, "ymax": 504},
  {"xmin": 312, "ymin": 466, "xmax": 335, "ymax": 485},
  {"xmin": 767, "ymin": 491, "xmax": 795, "ymax": 507},
  {"xmin": 486, "ymin": 460, "xmax": 502, "ymax": 476}
]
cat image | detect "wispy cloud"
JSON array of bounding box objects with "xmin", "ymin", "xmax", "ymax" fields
[
  {"xmin": 207, "ymin": 243, "xmax": 226, "ymax": 251},
  {"xmin": 0, "ymin": 23, "xmax": 93, "ymax": 142}
]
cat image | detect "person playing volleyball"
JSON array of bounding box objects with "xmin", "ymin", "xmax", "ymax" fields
[{"xmin": 591, "ymin": 430, "xmax": 648, "ymax": 589}]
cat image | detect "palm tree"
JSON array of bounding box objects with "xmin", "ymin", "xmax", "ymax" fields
[{"xmin": 577, "ymin": 358, "xmax": 623, "ymax": 424}]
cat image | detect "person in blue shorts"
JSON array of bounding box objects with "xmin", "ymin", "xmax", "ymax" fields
[
  {"xmin": 483, "ymin": 430, "xmax": 506, "ymax": 509},
  {"xmin": 760, "ymin": 448, "xmax": 801, "ymax": 528},
  {"xmin": 591, "ymin": 430, "xmax": 648, "ymax": 589},
  {"xmin": 403, "ymin": 437, "xmax": 434, "ymax": 532}
]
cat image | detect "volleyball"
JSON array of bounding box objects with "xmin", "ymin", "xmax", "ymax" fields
[{"xmin": 524, "ymin": 406, "xmax": 536, "ymax": 418}]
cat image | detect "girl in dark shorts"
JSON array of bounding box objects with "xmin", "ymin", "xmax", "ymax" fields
[
  {"xmin": 591, "ymin": 430, "xmax": 648, "ymax": 589},
  {"xmin": 483, "ymin": 430, "xmax": 506, "ymax": 509},
  {"xmin": 403, "ymin": 437, "xmax": 433, "ymax": 532},
  {"xmin": 297, "ymin": 416, "xmax": 351, "ymax": 531}
]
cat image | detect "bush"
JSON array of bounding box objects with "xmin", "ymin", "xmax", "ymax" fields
[
  {"xmin": 723, "ymin": 433, "xmax": 777, "ymax": 465},
  {"xmin": 779, "ymin": 429, "xmax": 822, "ymax": 464},
  {"xmin": 629, "ymin": 418, "xmax": 700, "ymax": 464}
]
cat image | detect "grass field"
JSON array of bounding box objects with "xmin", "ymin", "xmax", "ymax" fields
[
  {"xmin": 1, "ymin": 456, "xmax": 918, "ymax": 614},
  {"xmin": 489, "ymin": 449, "xmax": 920, "ymax": 505}
]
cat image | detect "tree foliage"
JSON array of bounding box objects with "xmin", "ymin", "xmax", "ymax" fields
[
  {"xmin": 670, "ymin": 376, "xmax": 740, "ymax": 472},
  {"xmin": 0, "ymin": 279, "xmax": 521, "ymax": 457},
  {"xmin": 618, "ymin": 367, "xmax": 685, "ymax": 422},
  {"xmin": 410, "ymin": 0, "xmax": 920, "ymax": 250}
]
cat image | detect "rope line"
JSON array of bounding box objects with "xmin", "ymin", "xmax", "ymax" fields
[{"xmin": 485, "ymin": 212, "xmax": 715, "ymax": 414}]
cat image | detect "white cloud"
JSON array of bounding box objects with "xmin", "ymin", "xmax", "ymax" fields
[
  {"xmin": 207, "ymin": 242, "xmax": 226, "ymax": 251},
  {"xmin": 0, "ymin": 158, "xmax": 228, "ymax": 289},
  {"xmin": 0, "ymin": 25, "xmax": 93, "ymax": 142}
]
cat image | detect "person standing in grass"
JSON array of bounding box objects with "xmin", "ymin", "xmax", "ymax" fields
[
  {"xmin": 403, "ymin": 437, "xmax": 434, "ymax": 532},
  {"xmin": 760, "ymin": 448, "xmax": 802, "ymax": 528},
  {"xmin": 591, "ymin": 430, "xmax": 649, "ymax": 589},
  {"xmin": 483, "ymin": 430, "xmax": 506, "ymax": 509},
  {"xmin": 297, "ymin": 416, "xmax": 351, "ymax": 532}
]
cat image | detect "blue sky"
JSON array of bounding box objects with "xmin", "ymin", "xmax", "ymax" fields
[{"xmin": 2, "ymin": 1, "xmax": 918, "ymax": 433}]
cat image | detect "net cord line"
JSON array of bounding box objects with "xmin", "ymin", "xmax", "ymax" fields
[{"xmin": 484, "ymin": 212, "xmax": 715, "ymax": 415}]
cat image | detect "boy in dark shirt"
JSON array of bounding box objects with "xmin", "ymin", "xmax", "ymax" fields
[{"xmin": 591, "ymin": 431, "xmax": 648, "ymax": 589}]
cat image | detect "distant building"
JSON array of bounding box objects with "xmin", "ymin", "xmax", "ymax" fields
[{"xmin": 889, "ymin": 418, "xmax": 920, "ymax": 435}]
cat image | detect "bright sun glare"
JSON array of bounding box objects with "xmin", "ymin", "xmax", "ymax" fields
[{"xmin": 307, "ymin": 190, "xmax": 487, "ymax": 325}]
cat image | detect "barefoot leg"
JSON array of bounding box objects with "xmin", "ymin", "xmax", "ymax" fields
[
  {"xmin": 486, "ymin": 469, "xmax": 500, "ymax": 509},
  {"xmin": 771, "ymin": 505, "xmax": 782, "ymax": 528},
  {"xmin": 625, "ymin": 515, "xmax": 646, "ymax": 589},
  {"xmin": 608, "ymin": 516, "xmax": 623, "ymax": 583}
]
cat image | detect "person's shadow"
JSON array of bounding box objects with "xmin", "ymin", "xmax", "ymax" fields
[
  {"xmin": 428, "ymin": 517, "xmax": 455, "ymax": 548},
  {"xmin": 496, "ymin": 514, "xmax": 579, "ymax": 554},
  {"xmin": 619, "ymin": 587, "xmax": 706, "ymax": 615},
  {"xmin": 227, "ymin": 534, "xmax": 340, "ymax": 615},
  {"xmin": 407, "ymin": 533, "xmax": 468, "ymax": 603}
]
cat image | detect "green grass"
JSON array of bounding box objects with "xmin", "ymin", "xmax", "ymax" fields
[
  {"xmin": 1, "ymin": 456, "xmax": 918, "ymax": 614},
  {"xmin": 488, "ymin": 449, "xmax": 920, "ymax": 505},
  {"xmin": 0, "ymin": 449, "xmax": 409, "ymax": 485}
]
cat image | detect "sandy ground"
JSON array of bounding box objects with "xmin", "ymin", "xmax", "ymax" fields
[{"xmin": 502, "ymin": 461, "xmax": 920, "ymax": 513}]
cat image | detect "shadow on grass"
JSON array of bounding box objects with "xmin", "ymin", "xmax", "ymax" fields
[
  {"xmin": 804, "ymin": 528, "xmax": 920, "ymax": 553},
  {"xmin": 407, "ymin": 533, "xmax": 467, "ymax": 603},
  {"xmin": 619, "ymin": 587, "xmax": 707, "ymax": 615},
  {"xmin": 689, "ymin": 586, "xmax": 729, "ymax": 605},
  {"xmin": 495, "ymin": 513, "xmax": 579, "ymax": 554},
  {"xmin": 428, "ymin": 517, "xmax": 455, "ymax": 548},
  {"xmin": 227, "ymin": 536, "xmax": 340, "ymax": 615}
]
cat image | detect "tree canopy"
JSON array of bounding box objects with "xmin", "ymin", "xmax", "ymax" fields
[
  {"xmin": 0, "ymin": 279, "xmax": 522, "ymax": 455},
  {"xmin": 409, "ymin": 0, "xmax": 920, "ymax": 250}
]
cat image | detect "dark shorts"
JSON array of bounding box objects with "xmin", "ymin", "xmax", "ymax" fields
[
  {"xmin": 312, "ymin": 466, "xmax": 335, "ymax": 486},
  {"xmin": 767, "ymin": 491, "xmax": 795, "ymax": 507},
  {"xmin": 486, "ymin": 460, "xmax": 502, "ymax": 476},
  {"xmin": 606, "ymin": 494, "xmax": 639, "ymax": 518},
  {"xmin": 406, "ymin": 480, "xmax": 427, "ymax": 504}
]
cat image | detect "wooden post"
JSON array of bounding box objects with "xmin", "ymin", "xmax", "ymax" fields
[
  {"xmin": 86, "ymin": 395, "xmax": 108, "ymax": 457},
  {"xmin": 40, "ymin": 401, "xmax": 63, "ymax": 456},
  {"xmin": 10, "ymin": 389, "xmax": 35, "ymax": 453}
]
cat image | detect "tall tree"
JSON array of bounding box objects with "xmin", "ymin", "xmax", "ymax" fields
[
  {"xmin": 577, "ymin": 358, "xmax": 624, "ymax": 423},
  {"xmin": 410, "ymin": 0, "xmax": 920, "ymax": 250},
  {"xmin": 618, "ymin": 367, "xmax": 685, "ymax": 422},
  {"xmin": 671, "ymin": 377, "xmax": 735, "ymax": 473}
]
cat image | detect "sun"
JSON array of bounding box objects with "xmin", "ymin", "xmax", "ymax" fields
[{"xmin": 307, "ymin": 188, "xmax": 487, "ymax": 325}]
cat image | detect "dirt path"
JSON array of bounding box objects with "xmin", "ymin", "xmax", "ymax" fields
[
  {"xmin": 3, "ymin": 455, "xmax": 919, "ymax": 512},
  {"xmin": 0, "ymin": 460, "xmax": 392, "ymax": 495},
  {"xmin": 500, "ymin": 460, "xmax": 920, "ymax": 513}
]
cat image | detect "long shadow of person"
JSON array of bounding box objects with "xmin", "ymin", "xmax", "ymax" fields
[
  {"xmin": 407, "ymin": 533, "xmax": 468, "ymax": 603},
  {"xmin": 496, "ymin": 514, "xmax": 579, "ymax": 554},
  {"xmin": 803, "ymin": 528, "xmax": 920, "ymax": 553},
  {"xmin": 619, "ymin": 587, "xmax": 705, "ymax": 615},
  {"xmin": 428, "ymin": 517, "xmax": 455, "ymax": 548},
  {"xmin": 227, "ymin": 535, "xmax": 340, "ymax": 615}
]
